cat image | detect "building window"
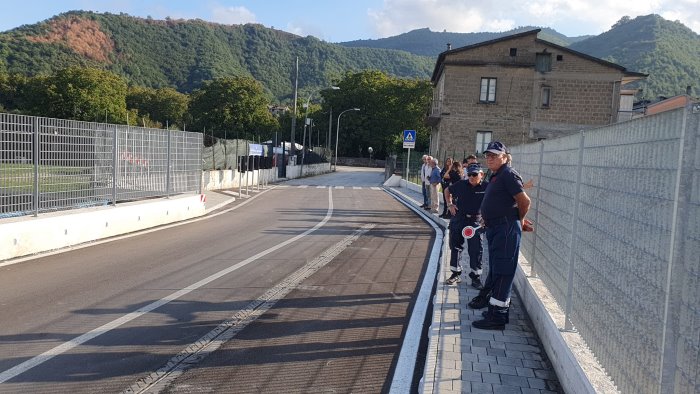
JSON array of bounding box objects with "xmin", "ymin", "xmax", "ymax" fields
[
  {"xmin": 509, "ymin": 48, "xmax": 517, "ymax": 56},
  {"xmin": 476, "ymin": 131, "xmax": 492, "ymax": 154},
  {"xmin": 536, "ymin": 53, "xmax": 552, "ymax": 72},
  {"xmin": 541, "ymin": 87, "xmax": 551, "ymax": 107},
  {"xmin": 556, "ymin": 55, "xmax": 563, "ymax": 61},
  {"xmin": 479, "ymin": 78, "xmax": 497, "ymax": 103}
]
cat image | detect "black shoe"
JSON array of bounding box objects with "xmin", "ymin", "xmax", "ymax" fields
[
  {"xmin": 420, "ymin": 204, "xmax": 428, "ymax": 208},
  {"xmin": 468, "ymin": 272, "xmax": 483, "ymax": 289},
  {"xmin": 468, "ymin": 289, "xmax": 491, "ymax": 309},
  {"xmin": 473, "ymin": 305, "xmax": 508, "ymax": 330},
  {"xmin": 423, "ymin": 206, "xmax": 432, "ymax": 210},
  {"xmin": 481, "ymin": 308, "xmax": 510, "ymax": 323}
]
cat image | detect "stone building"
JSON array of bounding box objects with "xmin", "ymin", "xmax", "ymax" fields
[{"xmin": 426, "ymin": 29, "xmax": 646, "ymax": 156}]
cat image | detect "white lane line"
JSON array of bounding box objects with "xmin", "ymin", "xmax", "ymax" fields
[
  {"xmin": 0, "ymin": 189, "xmax": 335, "ymax": 384},
  {"xmin": 370, "ymin": 187, "xmax": 381, "ymax": 190},
  {"xmin": 334, "ymin": 186, "xmax": 345, "ymax": 189},
  {"xmin": 353, "ymin": 186, "xmax": 362, "ymax": 190},
  {"xmin": 316, "ymin": 185, "xmax": 326, "ymax": 189},
  {"xmin": 298, "ymin": 185, "xmax": 308, "ymax": 188},
  {"xmin": 123, "ymin": 223, "xmax": 376, "ymax": 394}
]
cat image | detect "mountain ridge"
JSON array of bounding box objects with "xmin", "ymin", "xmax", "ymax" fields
[{"xmin": 0, "ymin": 12, "xmax": 697, "ymax": 100}]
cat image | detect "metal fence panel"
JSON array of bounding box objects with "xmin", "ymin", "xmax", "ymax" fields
[
  {"xmin": 0, "ymin": 113, "xmax": 202, "ymax": 218},
  {"xmin": 0, "ymin": 114, "xmax": 34, "ymax": 217},
  {"xmin": 511, "ymin": 107, "xmax": 699, "ymax": 394}
]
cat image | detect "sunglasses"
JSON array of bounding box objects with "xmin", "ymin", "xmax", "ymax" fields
[{"xmin": 467, "ymin": 173, "xmax": 479, "ymax": 177}]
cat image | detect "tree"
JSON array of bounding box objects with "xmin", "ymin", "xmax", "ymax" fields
[
  {"xmin": 38, "ymin": 67, "xmax": 128, "ymax": 122},
  {"xmin": 188, "ymin": 76, "xmax": 278, "ymax": 138},
  {"xmin": 127, "ymin": 86, "xmax": 189, "ymax": 128},
  {"xmin": 319, "ymin": 70, "xmax": 432, "ymax": 159}
]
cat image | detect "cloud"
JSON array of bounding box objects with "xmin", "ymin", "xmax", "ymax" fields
[
  {"xmin": 210, "ymin": 5, "xmax": 256, "ymax": 25},
  {"xmin": 367, "ymin": 0, "xmax": 700, "ymax": 37}
]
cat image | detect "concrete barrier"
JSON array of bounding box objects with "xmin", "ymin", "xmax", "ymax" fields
[
  {"xmin": 0, "ymin": 194, "xmax": 205, "ymax": 261},
  {"xmin": 201, "ymin": 163, "xmax": 331, "ymax": 191}
]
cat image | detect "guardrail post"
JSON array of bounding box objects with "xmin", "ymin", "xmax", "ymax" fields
[
  {"xmin": 530, "ymin": 141, "xmax": 545, "ymax": 277},
  {"xmin": 658, "ymin": 106, "xmax": 695, "ymax": 393},
  {"xmin": 564, "ymin": 131, "xmax": 585, "ymax": 331},
  {"xmin": 166, "ymin": 129, "xmax": 172, "ymax": 198},
  {"xmin": 112, "ymin": 125, "xmax": 118, "ymax": 206},
  {"xmin": 32, "ymin": 117, "xmax": 39, "ymax": 216}
]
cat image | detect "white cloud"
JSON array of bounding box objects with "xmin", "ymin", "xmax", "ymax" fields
[
  {"xmin": 210, "ymin": 5, "xmax": 256, "ymax": 25},
  {"xmin": 367, "ymin": 0, "xmax": 700, "ymax": 38}
]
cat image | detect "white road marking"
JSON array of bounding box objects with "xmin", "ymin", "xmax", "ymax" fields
[
  {"xmin": 353, "ymin": 186, "xmax": 362, "ymax": 190},
  {"xmin": 123, "ymin": 222, "xmax": 375, "ymax": 394},
  {"xmin": 334, "ymin": 186, "xmax": 345, "ymax": 189},
  {"xmin": 0, "ymin": 189, "xmax": 336, "ymax": 384},
  {"xmin": 298, "ymin": 185, "xmax": 308, "ymax": 188},
  {"xmin": 316, "ymin": 185, "xmax": 326, "ymax": 188},
  {"xmin": 371, "ymin": 187, "xmax": 381, "ymax": 190}
]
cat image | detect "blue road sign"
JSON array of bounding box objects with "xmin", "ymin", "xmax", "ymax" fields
[{"xmin": 403, "ymin": 130, "xmax": 416, "ymax": 148}]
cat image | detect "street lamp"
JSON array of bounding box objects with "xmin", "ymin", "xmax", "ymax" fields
[{"xmin": 333, "ymin": 108, "xmax": 360, "ymax": 171}]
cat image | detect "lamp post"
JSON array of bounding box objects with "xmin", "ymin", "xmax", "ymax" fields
[{"xmin": 333, "ymin": 108, "xmax": 360, "ymax": 171}]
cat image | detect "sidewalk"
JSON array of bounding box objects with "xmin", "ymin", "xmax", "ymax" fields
[{"xmin": 389, "ymin": 186, "xmax": 562, "ymax": 394}]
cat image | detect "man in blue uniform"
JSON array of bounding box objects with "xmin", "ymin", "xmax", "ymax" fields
[
  {"xmin": 444, "ymin": 164, "xmax": 488, "ymax": 286},
  {"xmin": 472, "ymin": 141, "xmax": 532, "ymax": 330}
]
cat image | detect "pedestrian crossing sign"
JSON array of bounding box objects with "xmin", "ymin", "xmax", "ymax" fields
[{"xmin": 403, "ymin": 130, "xmax": 416, "ymax": 148}]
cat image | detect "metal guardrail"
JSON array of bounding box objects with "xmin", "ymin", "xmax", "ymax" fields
[
  {"xmin": 511, "ymin": 105, "xmax": 699, "ymax": 394},
  {"xmin": 0, "ymin": 113, "xmax": 202, "ymax": 218}
]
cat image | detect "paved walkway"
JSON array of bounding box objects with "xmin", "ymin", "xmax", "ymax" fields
[
  {"xmin": 388, "ymin": 186, "xmax": 563, "ymax": 394},
  {"xmin": 200, "ymin": 181, "xmax": 562, "ymax": 393}
]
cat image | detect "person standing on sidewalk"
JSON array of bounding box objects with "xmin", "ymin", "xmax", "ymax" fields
[
  {"xmin": 428, "ymin": 158, "xmax": 441, "ymax": 214},
  {"xmin": 472, "ymin": 141, "xmax": 532, "ymax": 330},
  {"xmin": 444, "ymin": 163, "xmax": 488, "ymax": 286},
  {"xmin": 420, "ymin": 155, "xmax": 432, "ymax": 209}
]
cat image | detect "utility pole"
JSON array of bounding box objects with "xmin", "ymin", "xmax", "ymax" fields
[{"xmin": 290, "ymin": 57, "xmax": 299, "ymax": 161}]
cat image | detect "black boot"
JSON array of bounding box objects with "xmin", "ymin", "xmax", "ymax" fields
[
  {"xmin": 468, "ymin": 272, "xmax": 483, "ymax": 289},
  {"xmin": 472, "ymin": 305, "xmax": 509, "ymax": 330},
  {"xmin": 481, "ymin": 307, "xmax": 510, "ymax": 323},
  {"xmin": 468, "ymin": 288, "xmax": 491, "ymax": 309}
]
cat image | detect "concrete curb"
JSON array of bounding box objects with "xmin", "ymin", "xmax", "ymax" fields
[
  {"xmin": 383, "ymin": 187, "xmax": 446, "ymax": 394},
  {"xmin": 1, "ymin": 193, "xmax": 205, "ymax": 262}
]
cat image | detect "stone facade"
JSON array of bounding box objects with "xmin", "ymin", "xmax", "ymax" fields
[{"xmin": 428, "ymin": 29, "xmax": 645, "ymax": 156}]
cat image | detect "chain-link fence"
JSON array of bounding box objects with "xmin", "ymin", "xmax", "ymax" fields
[
  {"xmin": 1, "ymin": 113, "xmax": 202, "ymax": 218},
  {"xmin": 511, "ymin": 105, "xmax": 699, "ymax": 394}
]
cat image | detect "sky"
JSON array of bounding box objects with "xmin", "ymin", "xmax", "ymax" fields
[{"xmin": 0, "ymin": 0, "xmax": 698, "ymax": 41}]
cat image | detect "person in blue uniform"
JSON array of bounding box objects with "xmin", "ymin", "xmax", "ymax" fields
[
  {"xmin": 472, "ymin": 141, "xmax": 532, "ymax": 330},
  {"xmin": 443, "ymin": 164, "xmax": 488, "ymax": 286}
]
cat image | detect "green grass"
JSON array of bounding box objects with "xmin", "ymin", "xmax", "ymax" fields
[{"xmin": 1, "ymin": 163, "xmax": 93, "ymax": 192}]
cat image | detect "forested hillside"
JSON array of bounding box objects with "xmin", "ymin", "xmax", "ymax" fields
[
  {"xmin": 569, "ymin": 15, "xmax": 700, "ymax": 98},
  {"xmin": 0, "ymin": 11, "xmax": 434, "ymax": 100},
  {"xmin": 340, "ymin": 27, "xmax": 590, "ymax": 56},
  {"xmin": 341, "ymin": 14, "xmax": 699, "ymax": 98}
]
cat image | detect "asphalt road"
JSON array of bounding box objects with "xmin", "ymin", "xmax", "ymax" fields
[{"xmin": 0, "ymin": 167, "xmax": 436, "ymax": 393}]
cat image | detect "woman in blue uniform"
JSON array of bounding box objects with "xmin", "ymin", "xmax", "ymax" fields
[{"xmin": 443, "ymin": 163, "xmax": 488, "ymax": 287}]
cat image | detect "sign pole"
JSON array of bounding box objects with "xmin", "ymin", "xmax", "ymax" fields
[{"xmin": 406, "ymin": 148, "xmax": 410, "ymax": 182}]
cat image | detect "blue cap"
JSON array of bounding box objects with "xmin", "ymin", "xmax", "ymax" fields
[
  {"xmin": 467, "ymin": 164, "xmax": 483, "ymax": 173},
  {"xmin": 485, "ymin": 141, "xmax": 508, "ymax": 154}
]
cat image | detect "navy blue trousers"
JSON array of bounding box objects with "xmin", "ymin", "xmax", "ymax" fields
[
  {"xmin": 449, "ymin": 217, "xmax": 483, "ymax": 273},
  {"xmin": 484, "ymin": 218, "xmax": 522, "ymax": 305}
]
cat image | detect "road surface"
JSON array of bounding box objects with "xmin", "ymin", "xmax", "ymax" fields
[{"xmin": 0, "ymin": 167, "xmax": 435, "ymax": 393}]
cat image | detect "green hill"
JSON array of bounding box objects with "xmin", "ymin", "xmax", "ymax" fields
[
  {"xmin": 339, "ymin": 27, "xmax": 591, "ymax": 57},
  {"xmin": 0, "ymin": 12, "xmax": 697, "ymax": 101},
  {"xmin": 0, "ymin": 11, "xmax": 434, "ymax": 100},
  {"xmin": 568, "ymin": 14, "xmax": 700, "ymax": 98}
]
